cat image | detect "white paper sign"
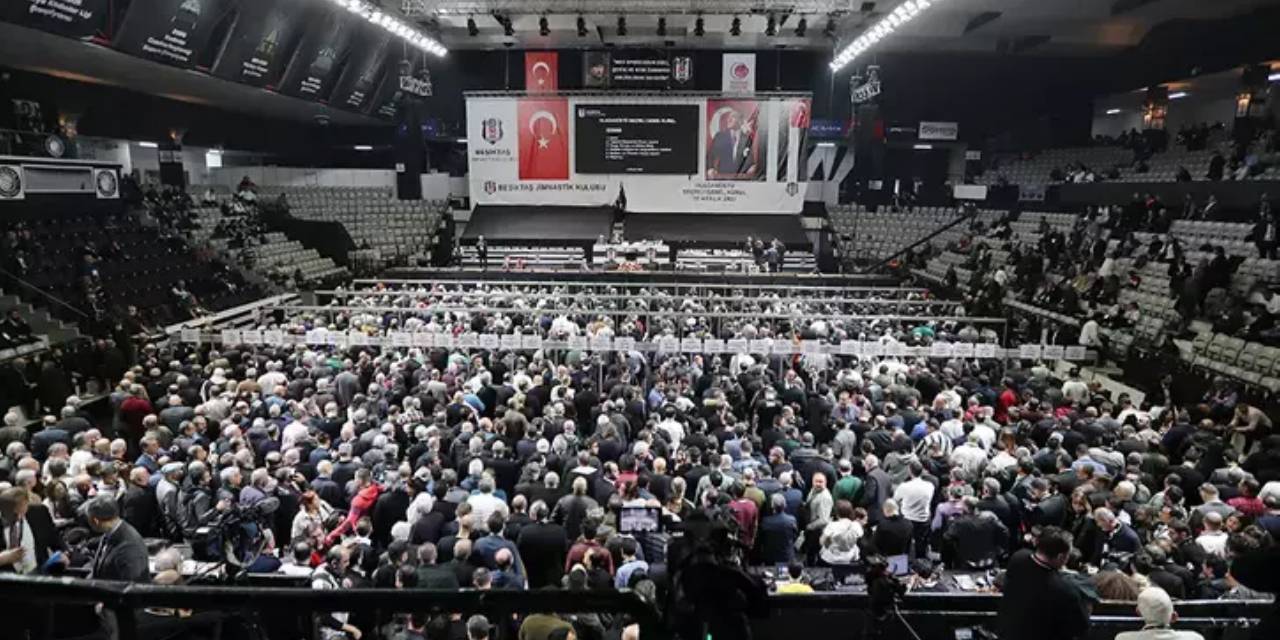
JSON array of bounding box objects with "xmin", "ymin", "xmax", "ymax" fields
[
  {"xmin": 500, "ymin": 334, "xmax": 522, "ymax": 350},
  {"xmin": 1019, "ymin": 344, "xmax": 1043, "ymax": 360},
  {"xmin": 680, "ymin": 337, "xmax": 702, "ymax": 353},
  {"xmin": 975, "ymin": 344, "xmax": 997, "ymax": 359},
  {"xmin": 953, "ymin": 342, "xmax": 975, "ymax": 358},
  {"xmin": 479, "ymin": 334, "xmax": 500, "ymax": 350},
  {"xmin": 567, "ymin": 336, "xmax": 588, "ymax": 351},
  {"xmin": 242, "ymin": 330, "xmax": 262, "ymax": 345},
  {"xmin": 615, "ymin": 337, "xmax": 636, "ymax": 352},
  {"xmin": 589, "ymin": 336, "xmax": 613, "ymax": 351},
  {"xmin": 1042, "ymin": 345, "xmax": 1066, "ymax": 360},
  {"xmin": 221, "ymin": 330, "xmax": 241, "ymax": 346},
  {"xmin": 521, "ymin": 335, "xmax": 543, "ymax": 350},
  {"xmin": 727, "ymin": 339, "xmax": 749, "ymax": 354},
  {"xmin": 263, "ymin": 330, "xmax": 282, "ymax": 345},
  {"xmin": 704, "ymin": 339, "xmax": 726, "ymax": 354},
  {"xmin": 180, "ymin": 329, "xmax": 200, "ymax": 344},
  {"xmin": 1065, "ymin": 346, "xmax": 1087, "ymax": 361}
]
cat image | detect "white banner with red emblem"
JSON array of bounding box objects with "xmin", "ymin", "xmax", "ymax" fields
[{"xmin": 465, "ymin": 95, "xmax": 810, "ymax": 214}]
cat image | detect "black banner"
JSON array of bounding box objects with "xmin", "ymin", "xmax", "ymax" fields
[
  {"xmin": 574, "ymin": 103, "xmax": 698, "ymax": 175},
  {"xmin": 2, "ymin": 0, "xmax": 111, "ymax": 39},
  {"xmin": 327, "ymin": 25, "xmax": 391, "ymax": 113},
  {"xmin": 606, "ymin": 50, "xmax": 694, "ymax": 89},
  {"xmin": 277, "ymin": 4, "xmax": 354, "ymax": 101},
  {"xmin": 113, "ymin": 0, "xmax": 233, "ymax": 69},
  {"xmin": 210, "ymin": 0, "xmax": 307, "ymax": 87}
]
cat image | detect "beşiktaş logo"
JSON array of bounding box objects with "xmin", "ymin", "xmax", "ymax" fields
[
  {"xmin": 96, "ymin": 170, "xmax": 119, "ymax": 198},
  {"xmin": 0, "ymin": 167, "xmax": 21, "ymax": 199},
  {"xmin": 786, "ymin": 182, "xmax": 799, "ymax": 196},
  {"xmin": 483, "ymin": 180, "xmax": 497, "ymax": 195},
  {"xmin": 673, "ymin": 56, "xmax": 692, "ymax": 83},
  {"xmin": 482, "ymin": 118, "xmax": 504, "ymax": 144}
]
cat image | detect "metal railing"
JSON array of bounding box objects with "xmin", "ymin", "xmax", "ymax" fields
[{"xmin": 0, "ymin": 266, "xmax": 90, "ymax": 319}]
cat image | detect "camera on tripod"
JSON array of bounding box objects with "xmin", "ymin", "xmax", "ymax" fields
[{"xmin": 191, "ymin": 497, "xmax": 279, "ymax": 568}]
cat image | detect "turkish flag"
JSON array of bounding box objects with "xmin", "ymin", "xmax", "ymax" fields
[
  {"xmin": 790, "ymin": 100, "xmax": 812, "ymax": 129},
  {"xmin": 525, "ymin": 52, "xmax": 558, "ymax": 93},
  {"xmin": 518, "ymin": 98, "xmax": 569, "ymax": 180}
]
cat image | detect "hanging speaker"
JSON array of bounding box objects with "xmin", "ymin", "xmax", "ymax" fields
[
  {"xmin": 94, "ymin": 168, "xmax": 120, "ymax": 199},
  {"xmin": 0, "ymin": 165, "xmax": 25, "ymax": 200}
]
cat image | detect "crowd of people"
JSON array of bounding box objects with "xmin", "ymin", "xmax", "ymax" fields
[
  {"xmin": 0, "ymin": 278, "xmax": 1276, "ymax": 639},
  {"xmin": 925, "ymin": 192, "xmax": 1280, "ymax": 354}
]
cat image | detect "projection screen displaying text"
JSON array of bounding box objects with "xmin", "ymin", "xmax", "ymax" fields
[{"xmin": 574, "ymin": 104, "xmax": 699, "ymax": 175}]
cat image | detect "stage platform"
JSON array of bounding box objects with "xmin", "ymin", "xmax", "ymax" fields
[
  {"xmin": 460, "ymin": 205, "xmax": 614, "ymax": 245},
  {"xmin": 381, "ymin": 267, "xmax": 896, "ymax": 287},
  {"xmin": 624, "ymin": 212, "xmax": 809, "ymax": 249}
]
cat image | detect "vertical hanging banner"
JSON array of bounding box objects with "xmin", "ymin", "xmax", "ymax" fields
[
  {"xmin": 328, "ymin": 26, "xmax": 392, "ymax": 112},
  {"xmin": 211, "ymin": 0, "xmax": 308, "ymax": 87},
  {"xmin": 113, "ymin": 0, "xmax": 233, "ymax": 69},
  {"xmin": 278, "ymin": 6, "xmax": 355, "ymax": 101},
  {"xmin": 525, "ymin": 51, "xmax": 559, "ymax": 93},
  {"xmin": 516, "ymin": 98, "xmax": 569, "ymax": 180},
  {"xmin": 721, "ymin": 53, "xmax": 756, "ymax": 94},
  {"xmin": 777, "ymin": 98, "xmax": 811, "ymax": 184},
  {"xmin": 706, "ymin": 99, "xmax": 767, "ymax": 181},
  {"xmin": 3, "ymin": 0, "xmax": 111, "ymax": 39}
]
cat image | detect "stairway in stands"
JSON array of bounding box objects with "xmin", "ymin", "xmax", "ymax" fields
[{"xmin": 0, "ymin": 288, "xmax": 83, "ymax": 345}]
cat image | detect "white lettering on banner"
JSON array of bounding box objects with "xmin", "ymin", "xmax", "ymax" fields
[
  {"xmin": 918, "ymin": 121, "xmax": 959, "ymax": 141},
  {"xmin": 615, "ymin": 337, "xmax": 636, "ymax": 352},
  {"xmin": 479, "ymin": 334, "xmax": 500, "ymax": 349},
  {"xmin": 457, "ymin": 334, "xmax": 479, "ymax": 349},
  {"xmin": 750, "ymin": 339, "xmax": 773, "ymax": 354},
  {"xmin": 975, "ymin": 344, "xmax": 997, "ymax": 359},
  {"xmin": 658, "ymin": 337, "xmax": 680, "ymax": 354},
  {"xmin": 28, "ymin": 0, "xmax": 95, "ymax": 25},
  {"xmin": 500, "ymin": 334, "xmax": 521, "ymax": 350},
  {"xmin": 1019, "ymin": 344, "xmax": 1043, "ymax": 359}
]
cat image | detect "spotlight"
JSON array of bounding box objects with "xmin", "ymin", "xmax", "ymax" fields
[
  {"xmin": 495, "ymin": 13, "xmax": 513, "ymax": 37},
  {"xmin": 577, "ymin": 15, "xmax": 588, "ymax": 37},
  {"xmin": 617, "ymin": 16, "xmax": 626, "ymax": 36},
  {"xmin": 795, "ymin": 17, "xmax": 807, "ymax": 37},
  {"xmin": 694, "ymin": 15, "xmax": 704, "ymax": 36},
  {"xmin": 766, "ymin": 14, "xmax": 777, "ymax": 37},
  {"xmin": 467, "ymin": 16, "xmax": 478, "ymax": 36},
  {"xmin": 825, "ymin": 17, "xmax": 837, "ymax": 37},
  {"xmin": 657, "ymin": 17, "xmax": 666, "ymax": 37},
  {"xmin": 730, "ymin": 16, "xmax": 741, "ymax": 36},
  {"xmin": 539, "ymin": 15, "xmax": 549, "ymax": 36}
]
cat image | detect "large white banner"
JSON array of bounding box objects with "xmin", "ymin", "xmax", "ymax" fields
[{"xmin": 466, "ymin": 95, "xmax": 809, "ymax": 214}]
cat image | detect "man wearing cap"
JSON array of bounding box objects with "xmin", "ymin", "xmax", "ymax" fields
[{"xmin": 1116, "ymin": 587, "xmax": 1205, "ymax": 640}]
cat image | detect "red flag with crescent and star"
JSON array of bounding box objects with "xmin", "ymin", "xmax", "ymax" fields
[
  {"xmin": 517, "ymin": 98, "xmax": 569, "ymax": 180},
  {"xmin": 525, "ymin": 52, "xmax": 558, "ymax": 93}
]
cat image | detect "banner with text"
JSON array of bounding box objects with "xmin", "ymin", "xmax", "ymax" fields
[
  {"xmin": 211, "ymin": 0, "xmax": 309, "ymax": 87},
  {"xmin": 3, "ymin": 0, "xmax": 111, "ymax": 38},
  {"xmin": 113, "ymin": 0, "xmax": 233, "ymax": 68},
  {"xmin": 467, "ymin": 95, "xmax": 808, "ymax": 213},
  {"xmin": 277, "ymin": 4, "xmax": 355, "ymax": 101}
]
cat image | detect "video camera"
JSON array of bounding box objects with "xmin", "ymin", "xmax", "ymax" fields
[{"xmin": 191, "ymin": 497, "xmax": 279, "ymax": 568}]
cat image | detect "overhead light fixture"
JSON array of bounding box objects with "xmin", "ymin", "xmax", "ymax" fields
[
  {"xmin": 577, "ymin": 16, "xmax": 588, "ymax": 37},
  {"xmin": 913, "ymin": 144, "xmax": 933, "ymax": 150},
  {"xmin": 795, "ymin": 17, "xmax": 808, "ymax": 37},
  {"xmin": 825, "ymin": 16, "xmax": 837, "ymax": 38},
  {"xmin": 830, "ymin": 0, "xmax": 932, "ymax": 72},
  {"xmin": 1169, "ymin": 91, "xmax": 1189, "ymax": 99},
  {"xmin": 1106, "ymin": 108, "xmax": 1122, "ymax": 115},
  {"xmin": 816, "ymin": 142, "xmax": 836, "ymax": 148},
  {"xmin": 694, "ymin": 15, "xmax": 705, "ymax": 36},
  {"xmin": 467, "ymin": 17, "xmax": 477, "ymax": 36},
  {"xmin": 354, "ymin": 145, "xmax": 374, "ymax": 151},
  {"xmin": 539, "ymin": 15, "xmax": 550, "ymax": 36},
  {"xmin": 138, "ymin": 141, "xmax": 158, "ymax": 148},
  {"xmin": 328, "ymin": 0, "xmax": 445, "ymax": 57},
  {"xmin": 730, "ymin": 16, "xmax": 741, "ymax": 36},
  {"xmin": 766, "ymin": 14, "xmax": 777, "ymax": 36},
  {"xmin": 617, "ymin": 16, "xmax": 626, "ymax": 36},
  {"xmin": 495, "ymin": 13, "xmax": 513, "ymax": 37},
  {"xmin": 657, "ymin": 17, "xmax": 667, "ymax": 37}
]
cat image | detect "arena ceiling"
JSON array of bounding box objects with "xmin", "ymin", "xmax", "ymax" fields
[{"xmin": 399, "ymin": 0, "xmax": 1280, "ymax": 55}]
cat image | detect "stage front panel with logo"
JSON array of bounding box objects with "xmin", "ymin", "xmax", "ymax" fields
[{"xmin": 467, "ymin": 95, "xmax": 810, "ymax": 214}]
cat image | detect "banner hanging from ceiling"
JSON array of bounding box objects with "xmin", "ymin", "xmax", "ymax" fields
[
  {"xmin": 466, "ymin": 95, "xmax": 809, "ymax": 214},
  {"xmin": 328, "ymin": 25, "xmax": 392, "ymax": 113},
  {"xmin": 277, "ymin": 4, "xmax": 355, "ymax": 101},
  {"xmin": 721, "ymin": 53, "xmax": 756, "ymax": 94},
  {"xmin": 2, "ymin": 0, "xmax": 111, "ymax": 39},
  {"xmin": 211, "ymin": 0, "xmax": 309, "ymax": 87},
  {"xmin": 113, "ymin": 0, "xmax": 233, "ymax": 69},
  {"xmin": 524, "ymin": 52, "xmax": 559, "ymax": 93}
]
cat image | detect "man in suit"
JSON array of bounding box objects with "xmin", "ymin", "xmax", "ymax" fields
[
  {"xmin": 517, "ymin": 501, "xmax": 569, "ymax": 589},
  {"xmin": 0, "ymin": 487, "xmax": 64, "ymax": 574},
  {"xmin": 86, "ymin": 496, "xmax": 149, "ymax": 582},
  {"xmin": 708, "ymin": 109, "xmax": 751, "ymax": 179}
]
